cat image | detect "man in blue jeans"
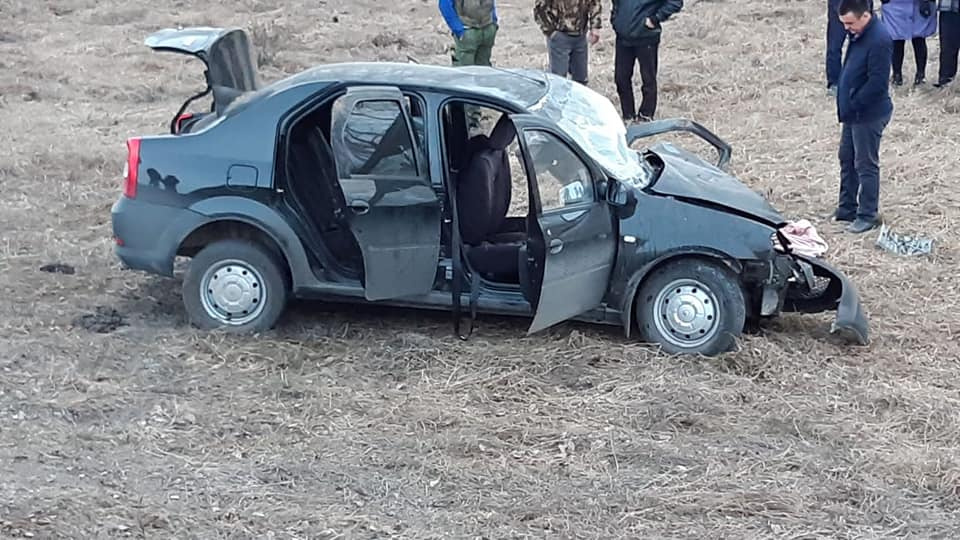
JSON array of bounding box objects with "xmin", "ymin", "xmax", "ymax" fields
[{"xmin": 834, "ymin": 0, "xmax": 893, "ymax": 234}]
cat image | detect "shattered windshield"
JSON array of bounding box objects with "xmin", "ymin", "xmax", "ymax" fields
[{"xmin": 527, "ymin": 75, "xmax": 652, "ymax": 187}]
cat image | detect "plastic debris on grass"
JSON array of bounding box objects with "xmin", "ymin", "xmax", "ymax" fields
[{"xmin": 875, "ymin": 223, "xmax": 934, "ymax": 257}]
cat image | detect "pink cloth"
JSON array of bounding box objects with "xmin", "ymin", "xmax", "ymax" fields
[{"xmin": 773, "ymin": 219, "xmax": 828, "ymax": 258}]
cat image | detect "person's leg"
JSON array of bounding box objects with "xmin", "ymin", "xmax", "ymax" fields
[
  {"xmin": 569, "ymin": 34, "xmax": 589, "ymax": 85},
  {"xmin": 614, "ymin": 40, "xmax": 637, "ymax": 120},
  {"xmin": 892, "ymin": 39, "xmax": 905, "ymax": 85},
  {"xmin": 836, "ymin": 122, "xmax": 858, "ymax": 221},
  {"xmin": 937, "ymin": 11, "xmax": 960, "ymax": 86},
  {"xmin": 913, "ymin": 36, "xmax": 927, "ymax": 84},
  {"xmin": 474, "ymin": 23, "xmax": 497, "ymax": 66},
  {"xmin": 453, "ymin": 28, "xmax": 479, "ymax": 66},
  {"xmin": 636, "ymin": 42, "xmax": 659, "ymax": 120},
  {"xmin": 826, "ymin": 1, "xmax": 847, "ymax": 90},
  {"xmin": 849, "ymin": 112, "xmax": 891, "ymax": 227},
  {"xmin": 546, "ymin": 32, "xmax": 571, "ymax": 78}
]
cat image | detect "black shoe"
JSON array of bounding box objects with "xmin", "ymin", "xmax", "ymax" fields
[
  {"xmin": 893, "ymin": 73, "xmax": 903, "ymax": 86},
  {"xmin": 831, "ymin": 209, "xmax": 855, "ymax": 222},
  {"xmin": 934, "ymin": 78, "xmax": 953, "ymax": 88},
  {"xmin": 846, "ymin": 218, "xmax": 879, "ymax": 234},
  {"xmin": 914, "ymin": 73, "xmax": 926, "ymax": 86}
]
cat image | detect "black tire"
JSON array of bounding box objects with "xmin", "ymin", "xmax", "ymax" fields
[
  {"xmin": 636, "ymin": 258, "xmax": 746, "ymax": 356},
  {"xmin": 182, "ymin": 239, "xmax": 289, "ymax": 333}
]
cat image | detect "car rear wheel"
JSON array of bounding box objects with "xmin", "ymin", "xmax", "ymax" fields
[
  {"xmin": 636, "ymin": 258, "xmax": 746, "ymax": 356},
  {"xmin": 182, "ymin": 239, "xmax": 289, "ymax": 332}
]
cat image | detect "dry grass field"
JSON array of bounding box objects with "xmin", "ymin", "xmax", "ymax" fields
[{"xmin": 2, "ymin": 0, "xmax": 960, "ymax": 537}]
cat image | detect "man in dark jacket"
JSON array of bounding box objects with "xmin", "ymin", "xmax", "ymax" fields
[
  {"xmin": 610, "ymin": 0, "xmax": 683, "ymax": 122},
  {"xmin": 825, "ymin": 0, "xmax": 874, "ymax": 94},
  {"xmin": 834, "ymin": 0, "xmax": 893, "ymax": 233}
]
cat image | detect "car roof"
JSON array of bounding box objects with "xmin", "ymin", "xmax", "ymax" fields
[{"xmin": 268, "ymin": 61, "xmax": 551, "ymax": 109}]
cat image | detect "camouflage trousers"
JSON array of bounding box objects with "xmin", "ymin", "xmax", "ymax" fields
[{"xmin": 451, "ymin": 23, "xmax": 498, "ymax": 66}]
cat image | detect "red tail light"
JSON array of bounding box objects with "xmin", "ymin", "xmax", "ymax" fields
[
  {"xmin": 124, "ymin": 138, "xmax": 141, "ymax": 199},
  {"xmin": 175, "ymin": 113, "xmax": 194, "ymax": 134}
]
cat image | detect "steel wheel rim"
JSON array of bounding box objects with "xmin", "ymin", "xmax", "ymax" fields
[
  {"xmin": 653, "ymin": 278, "xmax": 720, "ymax": 348},
  {"xmin": 199, "ymin": 259, "xmax": 266, "ymax": 326}
]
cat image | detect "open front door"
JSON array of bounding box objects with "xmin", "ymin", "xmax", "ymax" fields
[
  {"xmin": 329, "ymin": 86, "xmax": 441, "ymax": 301},
  {"xmin": 510, "ymin": 115, "xmax": 618, "ymax": 333}
]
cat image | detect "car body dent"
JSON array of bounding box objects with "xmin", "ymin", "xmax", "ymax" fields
[
  {"xmin": 608, "ymin": 193, "xmax": 778, "ymax": 337},
  {"xmin": 645, "ymin": 143, "xmax": 786, "ymax": 227},
  {"xmin": 784, "ymin": 253, "xmax": 870, "ymax": 345}
]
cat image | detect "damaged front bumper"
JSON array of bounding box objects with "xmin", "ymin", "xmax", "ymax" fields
[{"xmin": 780, "ymin": 254, "xmax": 870, "ymax": 345}]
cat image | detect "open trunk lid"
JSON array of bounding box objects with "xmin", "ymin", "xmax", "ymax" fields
[{"xmin": 145, "ymin": 27, "xmax": 260, "ymax": 133}]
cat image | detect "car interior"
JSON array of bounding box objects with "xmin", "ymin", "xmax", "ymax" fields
[
  {"xmin": 282, "ymin": 90, "xmax": 540, "ymax": 298},
  {"xmin": 440, "ymin": 100, "xmax": 534, "ymax": 288},
  {"xmin": 282, "ymin": 103, "xmax": 366, "ymax": 277}
]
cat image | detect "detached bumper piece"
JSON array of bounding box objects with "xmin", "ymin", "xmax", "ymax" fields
[{"xmin": 782, "ymin": 254, "xmax": 869, "ymax": 346}]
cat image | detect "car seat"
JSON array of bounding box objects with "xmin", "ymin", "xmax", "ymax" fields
[{"xmin": 456, "ymin": 115, "xmax": 526, "ymax": 283}]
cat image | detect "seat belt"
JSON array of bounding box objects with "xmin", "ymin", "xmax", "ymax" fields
[{"xmin": 448, "ymin": 173, "xmax": 479, "ymax": 340}]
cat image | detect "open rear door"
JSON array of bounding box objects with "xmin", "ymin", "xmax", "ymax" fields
[
  {"xmin": 328, "ymin": 86, "xmax": 441, "ymax": 301},
  {"xmin": 509, "ymin": 114, "xmax": 618, "ymax": 333},
  {"xmin": 145, "ymin": 27, "xmax": 260, "ymax": 132}
]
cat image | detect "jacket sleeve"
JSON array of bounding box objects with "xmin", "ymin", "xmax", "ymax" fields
[
  {"xmin": 589, "ymin": 0, "xmax": 603, "ymax": 29},
  {"xmin": 851, "ymin": 36, "xmax": 893, "ymax": 111},
  {"xmin": 533, "ymin": 0, "xmax": 554, "ymax": 34},
  {"xmin": 439, "ymin": 0, "xmax": 466, "ymax": 37},
  {"xmin": 653, "ymin": 0, "xmax": 683, "ymax": 23}
]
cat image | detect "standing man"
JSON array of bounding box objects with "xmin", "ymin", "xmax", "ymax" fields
[
  {"xmin": 834, "ymin": 0, "xmax": 894, "ymax": 234},
  {"xmin": 935, "ymin": 0, "xmax": 960, "ymax": 87},
  {"xmin": 534, "ymin": 0, "xmax": 603, "ymax": 86},
  {"xmin": 610, "ymin": 0, "xmax": 683, "ymax": 123},
  {"xmin": 827, "ymin": 0, "xmax": 874, "ymax": 95},
  {"xmin": 439, "ymin": 0, "xmax": 499, "ymax": 66}
]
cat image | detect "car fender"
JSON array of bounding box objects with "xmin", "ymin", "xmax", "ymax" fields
[
  {"xmin": 186, "ymin": 196, "xmax": 316, "ymax": 289},
  {"xmin": 619, "ymin": 247, "xmax": 744, "ymax": 339}
]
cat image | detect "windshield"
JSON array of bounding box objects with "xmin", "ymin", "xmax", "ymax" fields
[{"xmin": 527, "ymin": 75, "xmax": 653, "ymax": 187}]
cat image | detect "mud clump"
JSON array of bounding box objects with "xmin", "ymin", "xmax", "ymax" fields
[{"xmin": 72, "ymin": 306, "xmax": 127, "ymax": 333}]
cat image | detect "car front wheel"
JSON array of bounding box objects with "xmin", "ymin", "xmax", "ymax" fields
[
  {"xmin": 182, "ymin": 239, "xmax": 289, "ymax": 332},
  {"xmin": 636, "ymin": 258, "xmax": 746, "ymax": 356}
]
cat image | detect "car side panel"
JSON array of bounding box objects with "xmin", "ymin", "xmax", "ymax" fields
[
  {"xmin": 131, "ymin": 82, "xmax": 325, "ymax": 204},
  {"xmin": 112, "ymin": 196, "xmax": 208, "ymax": 276},
  {"xmin": 186, "ymin": 197, "xmax": 320, "ymax": 290},
  {"xmin": 606, "ymin": 193, "xmax": 778, "ymax": 335},
  {"xmin": 114, "ymin": 82, "xmax": 335, "ymax": 278}
]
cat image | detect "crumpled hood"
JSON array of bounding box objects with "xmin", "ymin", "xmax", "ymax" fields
[{"xmin": 645, "ymin": 142, "xmax": 786, "ymax": 226}]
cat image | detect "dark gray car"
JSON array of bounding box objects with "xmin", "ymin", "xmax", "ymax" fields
[{"xmin": 110, "ymin": 27, "xmax": 869, "ymax": 356}]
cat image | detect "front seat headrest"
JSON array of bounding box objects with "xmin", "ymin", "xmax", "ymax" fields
[{"xmin": 487, "ymin": 115, "xmax": 517, "ymax": 151}]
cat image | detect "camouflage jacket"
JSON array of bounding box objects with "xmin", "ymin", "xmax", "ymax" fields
[{"xmin": 534, "ymin": 0, "xmax": 602, "ymax": 35}]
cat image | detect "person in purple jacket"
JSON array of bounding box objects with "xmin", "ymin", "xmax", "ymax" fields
[{"xmin": 879, "ymin": 0, "xmax": 937, "ymax": 85}]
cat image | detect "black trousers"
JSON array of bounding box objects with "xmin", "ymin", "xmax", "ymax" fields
[
  {"xmin": 892, "ymin": 37, "xmax": 927, "ymax": 78},
  {"xmin": 614, "ymin": 39, "xmax": 659, "ymax": 120},
  {"xmin": 940, "ymin": 11, "xmax": 960, "ymax": 84}
]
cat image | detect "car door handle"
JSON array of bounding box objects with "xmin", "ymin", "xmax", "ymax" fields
[
  {"xmin": 549, "ymin": 238, "xmax": 563, "ymax": 254},
  {"xmin": 349, "ymin": 199, "xmax": 370, "ymax": 215}
]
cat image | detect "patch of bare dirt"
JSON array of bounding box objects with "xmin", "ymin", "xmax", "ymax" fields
[{"xmin": 1, "ymin": 0, "xmax": 960, "ymax": 538}]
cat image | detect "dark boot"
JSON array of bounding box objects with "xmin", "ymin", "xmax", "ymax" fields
[
  {"xmin": 892, "ymin": 72, "xmax": 904, "ymax": 86},
  {"xmin": 914, "ymin": 73, "xmax": 926, "ymax": 86}
]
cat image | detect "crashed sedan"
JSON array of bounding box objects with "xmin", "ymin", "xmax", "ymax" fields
[{"xmin": 110, "ymin": 27, "xmax": 869, "ymax": 356}]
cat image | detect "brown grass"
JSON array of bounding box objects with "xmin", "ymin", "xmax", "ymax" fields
[{"xmin": 2, "ymin": 0, "xmax": 960, "ymax": 537}]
